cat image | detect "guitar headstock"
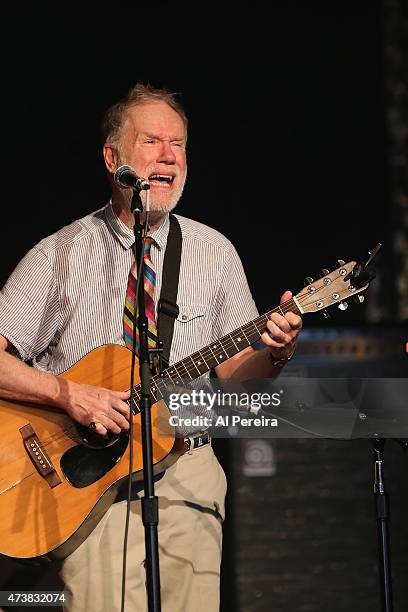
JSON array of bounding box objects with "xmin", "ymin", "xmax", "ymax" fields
[{"xmin": 293, "ymin": 261, "xmax": 373, "ymax": 315}]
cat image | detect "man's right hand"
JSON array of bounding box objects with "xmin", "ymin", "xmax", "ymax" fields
[
  {"xmin": 0, "ymin": 336, "xmax": 131, "ymax": 437},
  {"xmin": 56, "ymin": 380, "xmax": 131, "ymax": 437}
]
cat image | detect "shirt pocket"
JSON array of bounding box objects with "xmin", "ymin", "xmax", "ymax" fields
[
  {"xmin": 171, "ymin": 303, "xmax": 206, "ymax": 361},
  {"xmin": 176, "ymin": 304, "xmax": 205, "ymax": 325}
]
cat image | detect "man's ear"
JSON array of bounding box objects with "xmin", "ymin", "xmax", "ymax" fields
[{"xmin": 103, "ymin": 144, "xmax": 119, "ymax": 173}]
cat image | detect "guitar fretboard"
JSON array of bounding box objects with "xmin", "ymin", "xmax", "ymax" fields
[{"xmin": 129, "ymin": 298, "xmax": 300, "ymax": 408}]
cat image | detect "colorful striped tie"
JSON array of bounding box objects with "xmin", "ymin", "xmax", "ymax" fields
[{"xmin": 123, "ymin": 237, "xmax": 157, "ymax": 354}]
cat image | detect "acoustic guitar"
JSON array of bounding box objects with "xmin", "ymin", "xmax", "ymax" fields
[{"xmin": 0, "ymin": 260, "xmax": 372, "ymax": 562}]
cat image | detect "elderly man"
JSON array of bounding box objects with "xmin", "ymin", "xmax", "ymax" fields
[{"xmin": 0, "ymin": 83, "xmax": 302, "ymax": 611}]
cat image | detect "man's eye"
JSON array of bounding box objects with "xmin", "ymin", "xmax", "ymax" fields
[{"xmin": 144, "ymin": 139, "xmax": 156, "ymax": 144}]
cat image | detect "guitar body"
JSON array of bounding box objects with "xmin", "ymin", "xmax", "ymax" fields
[{"xmin": 0, "ymin": 344, "xmax": 180, "ymax": 562}]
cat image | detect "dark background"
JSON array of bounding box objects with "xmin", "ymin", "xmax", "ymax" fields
[
  {"xmin": 1, "ymin": 2, "xmax": 407, "ymax": 611},
  {"xmin": 2, "ymin": 2, "xmax": 393, "ymax": 317}
]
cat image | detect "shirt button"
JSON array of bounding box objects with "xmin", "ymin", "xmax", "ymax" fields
[{"xmin": 181, "ymin": 313, "xmax": 188, "ymax": 320}]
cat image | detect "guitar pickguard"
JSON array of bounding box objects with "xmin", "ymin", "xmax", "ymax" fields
[{"xmin": 60, "ymin": 431, "xmax": 129, "ymax": 488}]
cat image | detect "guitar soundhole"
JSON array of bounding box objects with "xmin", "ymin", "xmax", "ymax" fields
[{"xmin": 60, "ymin": 431, "xmax": 129, "ymax": 488}]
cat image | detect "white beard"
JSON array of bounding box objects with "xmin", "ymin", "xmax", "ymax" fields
[{"xmin": 141, "ymin": 171, "xmax": 187, "ymax": 213}]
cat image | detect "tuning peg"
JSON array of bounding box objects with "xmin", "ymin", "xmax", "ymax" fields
[
  {"xmin": 319, "ymin": 269, "xmax": 330, "ymax": 278},
  {"xmin": 304, "ymin": 276, "xmax": 314, "ymax": 286},
  {"xmin": 354, "ymin": 295, "xmax": 365, "ymax": 304},
  {"xmin": 322, "ymin": 309, "xmax": 331, "ymax": 319},
  {"xmin": 336, "ymin": 259, "xmax": 345, "ymax": 268},
  {"xmin": 337, "ymin": 301, "xmax": 349, "ymax": 311}
]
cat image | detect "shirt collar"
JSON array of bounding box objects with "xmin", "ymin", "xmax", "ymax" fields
[
  {"xmin": 150, "ymin": 212, "xmax": 170, "ymax": 251},
  {"xmin": 104, "ymin": 202, "xmax": 170, "ymax": 251}
]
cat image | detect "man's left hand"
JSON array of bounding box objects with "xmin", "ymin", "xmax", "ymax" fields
[{"xmin": 261, "ymin": 290, "xmax": 303, "ymax": 361}]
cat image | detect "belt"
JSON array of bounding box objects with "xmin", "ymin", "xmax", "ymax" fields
[{"xmin": 183, "ymin": 433, "xmax": 211, "ymax": 454}]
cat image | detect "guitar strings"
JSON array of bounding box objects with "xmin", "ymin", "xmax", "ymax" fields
[
  {"xmin": 118, "ymin": 280, "xmax": 349, "ymax": 403},
  {"xmin": 35, "ymin": 275, "xmax": 350, "ymax": 448},
  {"xmin": 178, "ymin": 276, "xmax": 351, "ymax": 379},
  {"xmin": 141, "ymin": 282, "xmax": 346, "ymax": 389},
  {"xmin": 37, "ymin": 427, "xmax": 89, "ymax": 447}
]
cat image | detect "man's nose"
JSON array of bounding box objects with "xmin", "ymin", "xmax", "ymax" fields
[{"xmin": 157, "ymin": 140, "xmax": 176, "ymax": 164}]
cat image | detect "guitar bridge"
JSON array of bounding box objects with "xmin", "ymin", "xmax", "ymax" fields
[{"xmin": 20, "ymin": 423, "xmax": 62, "ymax": 488}]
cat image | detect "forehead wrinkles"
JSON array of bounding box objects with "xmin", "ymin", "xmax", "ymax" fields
[{"xmin": 127, "ymin": 102, "xmax": 186, "ymax": 141}]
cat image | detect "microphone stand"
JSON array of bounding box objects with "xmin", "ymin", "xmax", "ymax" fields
[
  {"xmin": 373, "ymin": 438, "xmax": 393, "ymax": 612},
  {"xmin": 372, "ymin": 438, "xmax": 407, "ymax": 612},
  {"xmin": 130, "ymin": 186, "xmax": 161, "ymax": 612}
]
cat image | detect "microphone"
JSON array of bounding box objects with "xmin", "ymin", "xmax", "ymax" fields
[{"xmin": 114, "ymin": 165, "xmax": 150, "ymax": 191}]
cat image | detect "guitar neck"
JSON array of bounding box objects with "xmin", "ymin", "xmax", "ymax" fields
[{"xmin": 131, "ymin": 297, "xmax": 301, "ymax": 404}]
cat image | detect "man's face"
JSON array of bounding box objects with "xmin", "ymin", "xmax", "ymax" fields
[{"xmin": 118, "ymin": 101, "xmax": 187, "ymax": 213}]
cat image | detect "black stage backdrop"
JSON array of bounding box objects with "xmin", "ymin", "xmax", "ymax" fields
[
  {"xmin": 1, "ymin": 2, "xmax": 407, "ymax": 612},
  {"xmin": 2, "ymin": 2, "xmax": 391, "ymax": 317}
]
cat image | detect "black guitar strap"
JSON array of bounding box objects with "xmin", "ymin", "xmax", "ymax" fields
[{"xmin": 157, "ymin": 214, "xmax": 182, "ymax": 370}]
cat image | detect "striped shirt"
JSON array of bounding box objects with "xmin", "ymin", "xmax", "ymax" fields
[{"xmin": 0, "ymin": 204, "xmax": 258, "ymax": 432}]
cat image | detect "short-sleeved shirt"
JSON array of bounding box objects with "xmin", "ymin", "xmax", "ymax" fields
[{"xmin": 0, "ymin": 204, "xmax": 258, "ymax": 378}]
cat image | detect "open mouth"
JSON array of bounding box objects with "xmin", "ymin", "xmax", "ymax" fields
[{"xmin": 148, "ymin": 174, "xmax": 175, "ymax": 186}]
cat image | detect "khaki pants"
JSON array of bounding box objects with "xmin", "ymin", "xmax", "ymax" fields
[{"xmin": 60, "ymin": 444, "xmax": 227, "ymax": 612}]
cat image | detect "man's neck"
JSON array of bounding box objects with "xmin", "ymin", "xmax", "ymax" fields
[{"xmin": 111, "ymin": 196, "xmax": 167, "ymax": 234}]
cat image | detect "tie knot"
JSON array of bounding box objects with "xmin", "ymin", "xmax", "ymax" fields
[{"xmin": 144, "ymin": 236, "xmax": 155, "ymax": 256}]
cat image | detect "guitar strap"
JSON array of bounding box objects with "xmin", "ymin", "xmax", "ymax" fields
[{"xmin": 157, "ymin": 214, "xmax": 182, "ymax": 370}]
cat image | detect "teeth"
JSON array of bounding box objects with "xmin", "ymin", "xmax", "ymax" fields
[{"xmin": 149, "ymin": 174, "xmax": 173, "ymax": 182}]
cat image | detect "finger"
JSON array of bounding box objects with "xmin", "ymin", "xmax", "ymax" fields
[
  {"xmin": 111, "ymin": 398, "xmax": 131, "ymax": 420},
  {"xmin": 285, "ymin": 312, "xmax": 303, "ymax": 330},
  {"xmin": 106, "ymin": 405, "xmax": 130, "ymax": 430},
  {"xmin": 90, "ymin": 421, "xmax": 108, "ymax": 437},
  {"xmin": 280, "ymin": 290, "xmax": 292, "ymax": 305},
  {"xmin": 266, "ymin": 320, "xmax": 291, "ymax": 344},
  {"xmin": 112, "ymin": 389, "xmax": 131, "ymax": 400},
  {"xmin": 95, "ymin": 413, "xmax": 122, "ymax": 435},
  {"xmin": 261, "ymin": 330, "xmax": 286, "ymax": 349},
  {"xmin": 269, "ymin": 312, "xmax": 292, "ymax": 334}
]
